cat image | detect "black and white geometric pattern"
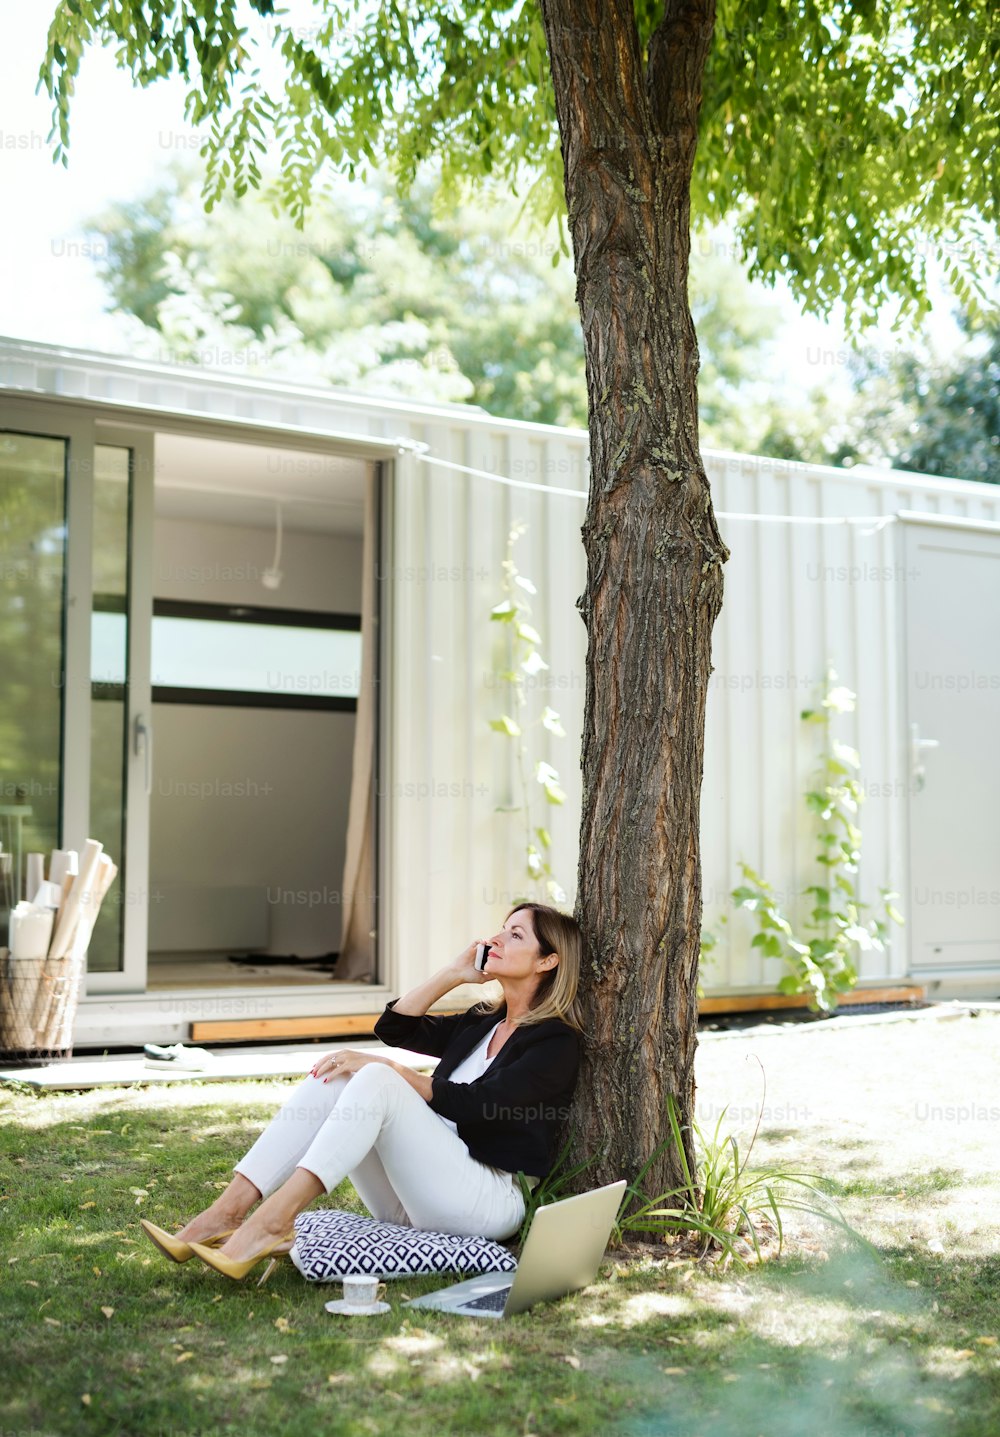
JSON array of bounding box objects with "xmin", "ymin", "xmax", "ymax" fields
[{"xmin": 289, "ymin": 1208, "xmax": 519, "ymax": 1283}]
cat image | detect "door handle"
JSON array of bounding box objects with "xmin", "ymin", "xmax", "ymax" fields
[
  {"xmin": 909, "ymin": 721, "xmax": 939, "ymax": 793},
  {"xmin": 134, "ymin": 713, "xmax": 153, "ymax": 796}
]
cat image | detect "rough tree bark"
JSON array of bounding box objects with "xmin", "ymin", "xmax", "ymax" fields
[{"xmin": 538, "ymin": 0, "xmax": 729, "ymax": 1208}]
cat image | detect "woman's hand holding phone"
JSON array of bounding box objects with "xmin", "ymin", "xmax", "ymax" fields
[{"xmin": 450, "ymin": 940, "xmax": 493, "ymax": 985}]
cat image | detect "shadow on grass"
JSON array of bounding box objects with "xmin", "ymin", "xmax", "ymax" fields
[
  {"xmin": 3, "ymin": 1217, "xmax": 999, "ymax": 1437},
  {"xmin": 2, "ymin": 1095, "xmax": 999, "ymax": 1437},
  {"xmin": 599, "ymin": 1243, "xmax": 1000, "ymax": 1437}
]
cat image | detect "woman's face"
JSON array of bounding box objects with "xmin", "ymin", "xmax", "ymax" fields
[{"xmin": 485, "ymin": 908, "xmax": 553, "ymax": 981}]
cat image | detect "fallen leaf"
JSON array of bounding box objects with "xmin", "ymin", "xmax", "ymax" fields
[
  {"xmin": 563, "ymin": 1356, "xmax": 581, "ymax": 1370},
  {"xmin": 952, "ymin": 1349, "xmax": 974, "ymax": 1359},
  {"xmin": 92, "ymin": 1267, "xmax": 102, "ymax": 1277},
  {"xmin": 274, "ymin": 1317, "xmax": 290, "ymax": 1332},
  {"xmin": 79, "ymin": 1202, "xmax": 96, "ymax": 1210},
  {"xmin": 927, "ymin": 1238, "xmax": 945, "ymax": 1253},
  {"xmin": 81, "ymin": 1395, "xmax": 91, "ymax": 1407},
  {"xmin": 976, "ymin": 1337, "xmax": 998, "ymax": 1347},
  {"xmin": 175, "ymin": 1352, "xmax": 194, "ymax": 1364},
  {"xmin": 43, "ymin": 1318, "xmax": 62, "ymax": 1328},
  {"xmin": 101, "ymin": 1307, "xmax": 114, "ymax": 1320},
  {"xmin": 662, "ymin": 1367, "xmax": 687, "ymax": 1375},
  {"xmin": 23, "ymin": 1280, "xmax": 39, "ymax": 1289},
  {"xmin": 269, "ymin": 1355, "xmax": 289, "ymax": 1365}
]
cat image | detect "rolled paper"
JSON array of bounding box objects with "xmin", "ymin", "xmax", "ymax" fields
[
  {"xmin": 48, "ymin": 849, "xmax": 78, "ymax": 886},
  {"xmin": 9, "ymin": 903, "xmax": 55, "ymax": 960},
  {"xmin": 47, "ymin": 859, "xmax": 118, "ymax": 1052},
  {"xmin": 47, "ymin": 839, "xmax": 103, "ymax": 963},
  {"xmin": 69, "ymin": 856, "xmax": 117, "ymax": 958},
  {"xmin": 25, "ymin": 854, "xmax": 45, "ymax": 903},
  {"xmin": 40, "ymin": 850, "xmax": 117, "ymax": 1046},
  {"xmin": 32, "ymin": 880, "xmax": 63, "ymax": 909},
  {"xmin": 34, "ymin": 842, "xmax": 103, "ymax": 1041}
]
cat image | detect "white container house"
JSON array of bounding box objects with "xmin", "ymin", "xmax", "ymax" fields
[{"xmin": 1, "ymin": 336, "xmax": 998, "ymax": 1049}]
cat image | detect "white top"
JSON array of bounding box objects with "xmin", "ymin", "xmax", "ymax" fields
[
  {"xmin": 434, "ymin": 1021, "xmax": 540, "ymax": 1190},
  {"xmin": 436, "ymin": 1022, "xmax": 502, "ymax": 1139}
]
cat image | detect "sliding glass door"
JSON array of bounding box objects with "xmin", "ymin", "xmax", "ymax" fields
[
  {"xmin": 0, "ymin": 402, "xmax": 152, "ymax": 992},
  {"xmin": 0, "ymin": 430, "xmax": 67, "ymax": 938}
]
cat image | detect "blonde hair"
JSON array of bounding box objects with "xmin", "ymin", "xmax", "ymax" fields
[{"xmin": 476, "ymin": 903, "xmax": 585, "ymax": 1031}]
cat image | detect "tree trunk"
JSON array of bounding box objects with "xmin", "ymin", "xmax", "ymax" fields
[{"xmin": 539, "ymin": 0, "xmax": 728, "ymax": 1218}]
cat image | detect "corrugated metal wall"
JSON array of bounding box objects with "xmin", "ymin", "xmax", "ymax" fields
[
  {"xmin": 380, "ymin": 418, "xmax": 590, "ymax": 994},
  {"xmin": 375, "ymin": 406, "xmax": 1000, "ymax": 995},
  {"xmin": 4, "ymin": 340, "xmax": 998, "ymax": 994},
  {"xmin": 701, "ymin": 455, "xmax": 998, "ymax": 991}
]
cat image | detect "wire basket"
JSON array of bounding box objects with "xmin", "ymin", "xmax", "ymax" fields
[{"xmin": 0, "ymin": 949, "xmax": 85, "ymax": 1063}]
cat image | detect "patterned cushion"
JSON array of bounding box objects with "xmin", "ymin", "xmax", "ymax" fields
[{"xmin": 290, "ymin": 1208, "xmax": 519, "ymax": 1283}]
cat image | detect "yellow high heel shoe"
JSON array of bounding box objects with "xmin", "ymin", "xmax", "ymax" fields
[
  {"xmin": 139, "ymin": 1219, "xmax": 236, "ymax": 1264},
  {"xmin": 189, "ymin": 1230, "xmax": 297, "ymax": 1286}
]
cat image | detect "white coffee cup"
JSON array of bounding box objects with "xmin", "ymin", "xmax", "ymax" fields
[{"xmin": 341, "ymin": 1275, "xmax": 386, "ymax": 1309}]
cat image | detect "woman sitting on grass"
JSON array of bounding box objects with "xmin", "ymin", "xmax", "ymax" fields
[{"xmin": 141, "ymin": 903, "xmax": 583, "ymax": 1282}]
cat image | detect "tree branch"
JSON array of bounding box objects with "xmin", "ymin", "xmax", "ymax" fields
[{"xmin": 646, "ymin": 0, "xmax": 716, "ymax": 173}]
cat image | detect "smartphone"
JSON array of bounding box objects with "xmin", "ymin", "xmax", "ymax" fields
[{"xmin": 474, "ymin": 942, "xmax": 491, "ymax": 971}]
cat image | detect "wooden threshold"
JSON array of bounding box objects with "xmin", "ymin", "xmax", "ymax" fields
[
  {"xmin": 190, "ymin": 1009, "xmax": 467, "ymax": 1043},
  {"xmin": 697, "ymin": 984, "xmax": 926, "ymax": 1015},
  {"xmin": 192, "ymin": 986, "xmax": 926, "ymax": 1043}
]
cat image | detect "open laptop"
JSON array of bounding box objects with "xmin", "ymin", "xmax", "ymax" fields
[{"xmin": 404, "ymin": 1179, "xmax": 626, "ymax": 1320}]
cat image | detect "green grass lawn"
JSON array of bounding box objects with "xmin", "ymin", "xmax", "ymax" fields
[{"xmin": 2, "ymin": 1013, "xmax": 999, "ymax": 1437}]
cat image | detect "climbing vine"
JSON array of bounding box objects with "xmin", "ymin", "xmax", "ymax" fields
[
  {"xmin": 705, "ymin": 673, "xmax": 904, "ymax": 1013},
  {"xmin": 488, "ymin": 522, "xmax": 567, "ymax": 905}
]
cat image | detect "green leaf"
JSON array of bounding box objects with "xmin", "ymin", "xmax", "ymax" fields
[
  {"xmin": 731, "ymin": 886, "xmax": 759, "ymax": 906},
  {"xmin": 516, "ymin": 622, "xmax": 541, "ymax": 644},
  {"xmin": 490, "ymin": 600, "xmax": 518, "ymax": 622},
  {"xmin": 489, "ymin": 715, "xmax": 521, "ymax": 736},
  {"xmin": 752, "ymin": 933, "xmax": 784, "ymax": 958}
]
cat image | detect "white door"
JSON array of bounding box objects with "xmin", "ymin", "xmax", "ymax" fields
[
  {"xmin": 0, "ymin": 400, "xmax": 153, "ymax": 993},
  {"xmin": 901, "ymin": 515, "xmax": 1000, "ymax": 974},
  {"xmin": 86, "ymin": 422, "xmax": 154, "ymax": 993}
]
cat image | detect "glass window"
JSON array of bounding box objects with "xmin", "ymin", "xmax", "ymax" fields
[
  {"xmin": 91, "ymin": 611, "xmax": 361, "ymax": 701},
  {"xmin": 0, "ymin": 432, "xmax": 66, "ymax": 936},
  {"xmin": 152, "ymin": 612, "xmax": 361, "ymax": 701},
  {"xmin": 88, "ymin": 444, "xmax": 132, "ymax": 972}
]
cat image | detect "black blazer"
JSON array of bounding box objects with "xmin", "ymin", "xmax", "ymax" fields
[{"xmin": 373, "ymin": 999, "xmax": 580, "ymax": 1179}]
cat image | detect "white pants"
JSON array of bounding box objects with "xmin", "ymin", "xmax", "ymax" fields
[{"xmin": 234, "ymin": 1062, "xmax": 525, "ymax": 1241}]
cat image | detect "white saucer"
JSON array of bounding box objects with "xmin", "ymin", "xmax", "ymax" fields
[{"xmin": 324, "ymin": 1298, "xmax": 391, "ymax": 1317}]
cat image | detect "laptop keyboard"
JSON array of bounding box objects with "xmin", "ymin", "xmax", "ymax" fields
[{"xmin": 460, "ymin": 1286, "xmax": 511, "ymax": 1312}]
